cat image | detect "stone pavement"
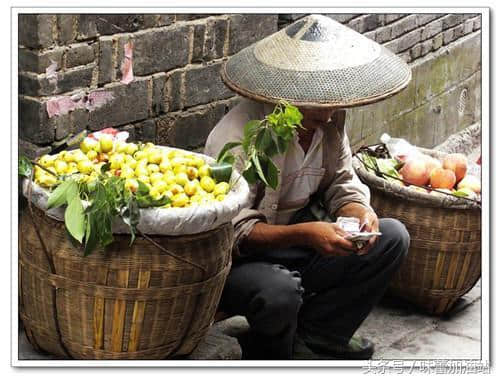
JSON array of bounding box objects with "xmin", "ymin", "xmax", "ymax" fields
[{"xmin": 18, "ymin": 280, "xmax": 481, "ymax": 361}]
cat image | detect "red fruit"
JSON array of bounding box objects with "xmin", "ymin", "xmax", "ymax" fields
[
  {"xmin": 443, "ymin": 153, "xmax": 467, "ymax": 182},
  {"xmin": 429, "ymin": 168, "xmax": 456, "ymax": 190},
  {"xmin": 399, "ymin": 159, "xmax": 429, "ymax": 186}
]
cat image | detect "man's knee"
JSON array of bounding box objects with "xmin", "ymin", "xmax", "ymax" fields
[
  {"xmin": 379, "ymin": 218, "xmax": 410, "ymax": 258},
  {"xmin": 248, "ymin": 264, "xmax": 303, "ymax": 334}
]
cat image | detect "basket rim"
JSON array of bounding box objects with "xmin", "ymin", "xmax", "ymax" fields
[{"xmin": 354, "ymin": 146, "xmax": 481, "ymax": 210}]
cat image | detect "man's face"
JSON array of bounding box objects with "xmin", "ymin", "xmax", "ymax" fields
[{"xmin": 299, "ymin": 107, "xmax": 337, "ymax": 130}]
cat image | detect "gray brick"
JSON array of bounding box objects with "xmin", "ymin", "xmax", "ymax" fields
[
  {"xmin": 416, "ymin": 14, "xmax": 442, "ymax": 26},
  {"xmin": 18, "ymin": 47, "xmax": 64, "ymax": 74},
  {"xmin": 432, "ymin": 33, "xmax": 444, "ymax": 50},
  {"xmin": 384, "ymin": 14, "xmax": 407, "ymax": 24},
  {"xmin": 472, "ymin": 16, "xmax": 481, "ymax": 30},
  {"xmin": 443, "ymin": 28, "xmax": 455, "ymax": 45},
  {"xmin": 157, "ymin": 103, "xmax": 226, "ymax": 149},
  {"xmin": 399, "ymin": 28, "xmax": 422, "ymax": 51},
  {"xmin": 442, "ymin": 14, "xmax": 464, "ymax": 30},
  {"xmin": 98, "ymin": 36, "xmax": 114, "ymax": 85},
  {"xmin": 57, "ymin": 15, "xmax": 75, "ymax": 44},
  {"xmin": 184, "ymin": 63, "xmax": 234, "ymax": 108},
  {"xmin": 134, "ymin": 26, "xmax": 190, "ymax": 76},
  {"xmin": 421, "ymin": 38, "xmax": 433, "ymax": 56},
  {"xmin": 421, "ymin": 18, "xmax": 443, "ymax": 40},
  {"xmin": 375, "ymin": 26, "xmax": 392, "ymax": 43},
  {"xmin": 71, "ymin": 108, "xmax": 88, "ymax": 134},
  {"xmin": 191, "ymin": 23, "xmax": 206, "ymax": 63},
  {"xmin": 204, "ymin": 18, "xmax": 227, "ymax": 61},
  {"xmin": 114, "ymin": 34, "xmax": 132, "ymax": 80},
  {"xmin": 135, "ymin": 119, "xmax": 157, "ymax": 142},
  {"xmin": 176, "ymin": 14, "xmax": 212, "ymax": 21},
  {"xmin": 158, "ymin": 14, "xmax": 175, "ymax": 26},
  {"xmin": 348, "ymin": 14, "xmax": 380, "ymax": 33},
  {"xmin": 77, "ymin": 14, "xmax": 99, "ymax": 40},
  {"xmin": 325, "ymin": 14, "xmax": 359, "ymax": 24},
  {"xmin": 94, "ymin": 15, "xmax": 147, "ymax": 35},
  {"xmin": 228, "ymin": 15, "xmax": 278, "ymax": 55},
  {"xmin": 19, "ymin": 97, "xmax": 53, "ymax": 144},
  {"xmin": 19, "ymin": 73, "xmax": 44, "ymax": 96},
  {"xmin": 390, "ymin": 15, "xmax": 417, "ymax": 39},
  {"xmin": 19, "ymin": 139, "xmax": 51, "ymax": 160},
  {"xmin": 152, "ymin": 73, "xmax": 167, "ymax": 116},
  {"xmin": 88, "ymin": 79, "xmax": 149, "ymax": 130},
  {"xmin": 410, "ymin": 43, "xmax": 422, "ymax": 60},
  {"xmin": 464, "ymin": 18, "xmax": 474, "ymax": 35},
  {"xmin": 398, "ymin": 51, "xmax": 411, "ymax": 63},
  {"xmin": 66, "ymin": 42, "xmax": 95, "ymax": 68},
  {"xmin": 55, "ymin": 113, "xmax": 71, "ymax": 140},
  {"xmin": 56, "ymin": 65, "xmax": 94, "ymax": 94},
  {"xmin": 143, "ymin": 15, "xmax": 158, "ymax": 28},
  {"xmin": 453, "ymin": 23, "xmax": 465, "ymax": 40},
  {"xmin": 364, "ymin": 30, "xmax": 376, "ymax": 40},
  {"xmin": 165, "ymin": 70, "xmax": 183, "ymax": 112},
  {"xmin": 19, "ymin": 14, "xmax": 54, "ymax": 48}
]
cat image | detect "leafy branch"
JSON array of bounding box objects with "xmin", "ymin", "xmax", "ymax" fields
[{"xmin": 215, "ymin": 101, "xmax": 303, "ymax": 190}]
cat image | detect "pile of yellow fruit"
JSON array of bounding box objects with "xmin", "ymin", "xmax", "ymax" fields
[{"xmin": 34, "ymin": 135, "xmax": 230, "ymax": 208}]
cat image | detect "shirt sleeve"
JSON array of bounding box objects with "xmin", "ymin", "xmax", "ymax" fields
[{"xmin": 323, "ymin": 123, "xmax": 373, "ymax": 216}]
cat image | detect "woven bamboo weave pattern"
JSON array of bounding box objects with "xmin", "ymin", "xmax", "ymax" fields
[{"xmin": 19, "ymin": 206, "xmax": 233, "ymax": 359}]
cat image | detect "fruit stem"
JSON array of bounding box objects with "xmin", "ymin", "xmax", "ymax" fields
[{"xmin": 31, "ymin": 160, "xmax": 58, "ymax": 178}]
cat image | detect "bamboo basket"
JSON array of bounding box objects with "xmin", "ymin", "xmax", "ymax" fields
[
  {"xmin": 354, "ymin": 147, "xmax": 481, "ymax": 315},
  {"xmin": 19, "ymin": 205, "xmax": 233, "ymax": 359}
]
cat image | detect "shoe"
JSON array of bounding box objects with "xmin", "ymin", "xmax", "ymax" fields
[{"xmin": 294, "ymin": 335, "xmax": 375, "ymax": 360}]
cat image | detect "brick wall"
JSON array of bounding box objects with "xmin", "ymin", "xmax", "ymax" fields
[{"xmin": 18, "ymin": 13, "xmax": 481, "ymax": 159}]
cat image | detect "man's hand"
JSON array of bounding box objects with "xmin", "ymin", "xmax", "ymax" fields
[
  {"xmin": 336, "ymin": 202, "xmax": 380, "ymax": 255},
  {"xmin": 302, "ymin": 222, "xmax": 358, "ymax": 256}
]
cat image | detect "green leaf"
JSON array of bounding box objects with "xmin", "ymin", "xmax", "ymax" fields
[
  {"xmin": 19, "ymin": 155, "xmax": 33, "ymax": 178},
  {"xmin": 64, "ymin": 197, "xmax": 86, "ymax": 244},
  {"xmin": 47, "ymin": 180, "xmax": 78, "ymax": 209},
  {"xmin": 100, "ymin": 162, "xmax": 111, "ymax": 175},
  {"xmin": 276, "ymin": 136, "xmax": 288, "ymax": 155},
  {"xmin": 255, "ymin": 129, "xmax": 274, "ymax": 155},
  {"xmin": 217, "ymin": 142, "xmax": 241, "ymax": 164},
  {"xmin": 210, "ymin": 163, "xmax": 233, "ymax": 183},
  {"xmin": 264, "ymin": 157, "xmax": 279, "ymax": 190},
  {"xmin": 83, "ymin": 214, "xmax": 99, "ymax": 256},
  {"xmin": 242, "ymin": 165, "xmax": 258, "ymax": 184},
  {"xmin": 136, "ymin": 180, "xmax": 150, "ymax": 197},
  {"xmin": 121, "ymin": 197, "xmax": 140, "ymax": 246},
  {"xmin": 251, "ymin": 153, "xmax": 269, "ymax": 187},
  {"xmin": 242, "ymin": 120, "xmax": 261, "ymax": 153},
  {"xmin": 136, "ymin": 194, "xmax": 170, "ymax": 208}
]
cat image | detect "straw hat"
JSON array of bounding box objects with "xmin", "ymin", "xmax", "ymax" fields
[{"xmin": 221, "ymin": 14, "xmax": 412, "ymax": 108}]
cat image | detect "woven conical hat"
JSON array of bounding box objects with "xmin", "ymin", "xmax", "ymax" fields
[{"xmin": 222, "ymin": 14, "xmax": 412, "ymax": 108}]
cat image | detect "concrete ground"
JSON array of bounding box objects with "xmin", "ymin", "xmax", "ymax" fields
[{"xmin": 18, "ymin": 280, "xmax": 481, "ymax": 361}]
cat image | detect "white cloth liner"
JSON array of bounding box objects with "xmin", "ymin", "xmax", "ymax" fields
[{"xmin": 22, "ymin": 148, "xmax": 251, "ymax": 236}]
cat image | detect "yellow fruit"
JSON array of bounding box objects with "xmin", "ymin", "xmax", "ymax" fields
[
  {"xmin": 200, "ymin": 176, "xmax": 215, "ymax": 192},
  {"xmin": 54, "ymin": 160, "xmax": 68, "ymax": 174},
  {"xmin": 99, "ymin": 135, "xmax": 114, "ymax": 153},
  {"xmin": 190, "ymin": 194, "xmax": 203, "ymax": 204},
  {"xmin": 147, "ymin": 164, "xmax": 160, "ymax": 175},
  {"xmin": 115, "ymin": 141, "xmax": 128, "ymax": 153},
  {"xmin": 159, "ymin": 159, "xmax": 172, "ymax": 172},
  {"xmin": 149, "ymin": 187, "xmax": 163, "ymax": 200},
  {"xmin": 137, "ymin": 175, "xmax": 151, "ymax": 184},
  {"xmin": 214, "ymin": 182, "xmax": 230, "ymax": 196},
  {"xmin": 149, "ymin": 172, "xmax": 164, "ymax": 184},
  {"xmin": 169, "ymin": 184, "xmax": 184, "ymax": 195},
  {"xmin": 80, "ymin": 138, "xmax": 99, "ymax": 153},
  {"xmin": 163, "ymin": 171, "xmax": 176, "ymax": 185},
  {"xmin": 164, "ymin": 190, "xmax": 173, "ymax": 199},
  {"xmin": 192, "ymin": 156, "xmax": 206, "ymax": 168},
  {"xmin": 86, "ymin": 150, "xmax": 98, "ymax": 161},
  {"xmin": 39, "ymin": 154, "xmax": 55, "ymax": 167},
  {"xmin": 147, "ymin": 149, "xmax": 162, "ymax": 164},
  {"xmin": 172, "ymin": 193, "xmax": 189, "ymax": 208},
  {"xmin": 198, "ymin": 164, "xmax": 211, "ymax": 178},
  {"xmin": 38, "ymin": 173, "xmax": 58, "ymax": 187},
  {"xmin": 135, "ymin": 166, "xmax": 148, "ymax": 177},
  {"xmin": 171, "ymin": 156, "xmax": 188, "ymax": 167},
  {"xmin": 167, "ymin": 149, "xmax": 180, "ymax": 159},
  {"xmin": 109, "ymin": 153, "xmax": 125, "ymax": 169},
  {"xmin": 125, "ymin": 143, "xmax": 138, "ymax": 155},
  {"xmin": 77, "ymin": 160, "xmax": 93, "ymax": 174},
  {"xmin": 152, "ymin": 180, "xmax": 168, "ymax": 193},
  {"xmin": 67, "ymin": 162, "xmax": 78, "ymax": 174},
  {"xmin": 120, "ymin": 166, "xmax": 135, "ymax": 179},
  {"xmin": 175, "ymin": 172, "xmax": 189, "ymax": 186},
  {"xmin": 184, "ymin": 181, "xmax": 198, "ymax": 196},
  {"xmin": 61, "ymin": 151, "xmax": 75, "ymax": 163},
  {"xmin": 134, "ymin": 150, "xmax": 147, "ymax": 161},
  {"xmin": 125, "ymin": 156, "xmax": 137, "ymax": 169},
  {"xmin": 186, "ymin": 166, "xmax": 198, "ymax": 180},
  {"xmin": 125, "ymin": 178, "xmax": 139, "ymax": 192},
  {"xmin": 216, "ymin": 194, "xmax": 226, "ymax": 202},
  {"xmin": 173, "ymin": 165, "xmax": 187, "ymax": 175}
]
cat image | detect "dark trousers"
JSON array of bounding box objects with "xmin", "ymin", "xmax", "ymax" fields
[{"xmin": 219, "ymin": 218, "xmax": 410, "ymax": 359}]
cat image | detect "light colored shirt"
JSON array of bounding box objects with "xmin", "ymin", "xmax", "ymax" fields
[{"xmin": 276, "ymin": 128, "xmax": 324, "ymax": 224}]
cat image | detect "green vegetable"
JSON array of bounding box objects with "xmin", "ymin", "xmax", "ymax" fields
[
  {"xmin": 18, "ymin": 155, "xmax": 33, "ymax": 178},
  {"xmin": 216, "ymin": 101, "xmax": 303, "ymax": 190}
]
